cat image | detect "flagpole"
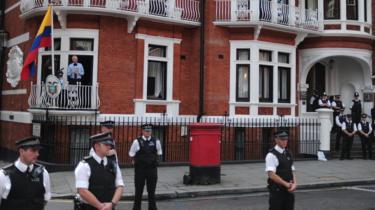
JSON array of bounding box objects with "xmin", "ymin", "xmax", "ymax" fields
[{"xmin": 50, "ymin": 2, "xmax": 55, "ymax": 76}]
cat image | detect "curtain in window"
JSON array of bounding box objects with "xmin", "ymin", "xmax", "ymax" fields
[
  {"xmin": 237, "ymin": 65, "xmax": 249, "ymax": 100},
  {"xmin": 237, "ymin": 49, "xmax": 250, "ymax": 60},
  {"xmin": 259, "ymin": 50, "xmax": 272, "ymax": 62},
  {"xmin": 260, "ymin": 65, "xmax": 272, "ymax": 99},
  {"xmin": 346, "ymin": 0, "xmax": 358, "ymax": 20},
  {"xmin": 148, "ymin": 61, "xmax": 166, "ymax": 99},
  {"xmin": 324, "ymin": 0, "xmax": 340, "ymax": 19}
]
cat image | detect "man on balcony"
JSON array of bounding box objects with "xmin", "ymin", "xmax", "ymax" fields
[{"xmin": 67, "ymin": 55, "xmax": 85, "ymax": 85}]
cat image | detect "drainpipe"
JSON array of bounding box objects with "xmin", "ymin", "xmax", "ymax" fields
[
  {"xmin": 0, "ymin": 0, "xmax": 7, "ymax": 113},
  {"xmin": 197, "ymin": 0, "xmax": 205, "ymax": 122}
]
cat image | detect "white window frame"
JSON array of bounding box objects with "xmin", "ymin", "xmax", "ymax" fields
[
  {"xmin": 229, "ymin": 40, "xmax": 296, "ymax": 116},
  {"xmin": 37, "ymin": 29, "xmax": 99, "ymax": 86},
  {"xmin": 134, "ymin": 34, "xmax": 181, "ymax": 116}
]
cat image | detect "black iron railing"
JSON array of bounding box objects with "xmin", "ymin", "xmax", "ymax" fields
[{"xmin": 32, "ymin": 115, "xmax": 320, "ymax": 167}]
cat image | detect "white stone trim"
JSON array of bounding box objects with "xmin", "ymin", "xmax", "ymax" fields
[
  {"xmin": 0, "ymin": 111, "xmax": 32, "ymax": 124},
  {"xmin": 135, "ymin": 33, "xmax": 182, "ymax": 44},
  {"xmin": 2, "ymin": 89, "xmax": 27, "ymax": 95},
  {"xmin": 5, "ymin": 2, "xmax": 20, "ymax": 14},
  {"xmin": 133, "ymin": 33, "xmax": 180, "ymax": 116},
  {"xmin": 7, "ymin": 33, "xmax": 30, "ymax": 48},
  {"xmin": 229, "ymin": 40, "xmax": 296, "ymax": 116}
]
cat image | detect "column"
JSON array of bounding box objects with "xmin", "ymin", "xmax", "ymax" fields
[
  {"xmin": 317, "ymin": 108, "xmax": 334, "ymax": 159},
  {"xmin": 231, "ymin": 0, "xmax": 238, "ymax": 21},
  {"xmin": 250, "ymin": 46, "xmax": 259, "ymax": 115},
  {"xmin": 271, "ymin": 0, "xmax": 278, "ymax": 24},
  {"xmin": 250, "ymin": 0, "xmax": 260, "ymax": 22},
  {"xmin": 289, "ymin": 0, "xmax": 296, "ymax": 26},
  {"xmin": 318, "ymin": 0, "xmax": 324, "ymax": 30},
  {"xmin": 340, "ymin": 0, "xmax": 346, "ymax": 30}
]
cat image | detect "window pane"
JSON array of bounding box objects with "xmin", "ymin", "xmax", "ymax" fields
[
  {"xmin": 278, "ymin": 67, "xmax": 291, "ymax": 103},
  {"xmin": 149, "ymin": 45, "xmax": 167, "ymax": 57},
  {"xmin": 324, "ymin": 0, "xmax": 340, "ymax": 19},
  {"xmin": 45, "ymin": 38, "xmax": 61, "ymax": 51},
  {"xmin": 278, "ymin": 52, "xmax": 290, "ymax": 64},
  {"xmin": 346, "ymin": 0, "xmax": 358, "ymax": 20},
  {"xmin": 70, "ymin": 38, "xmax": 94, "ymax": 51},
  {"xmin": 41, "ymin": 55, "xmax": 61, "ymax": 82},
  {"xmin": 259, "ymin": 50, "xmax": 272, "ymax": 62},
  {"xmin": 237, "ymin": 49, "xmax": 250, "ymax": 60},
  {"xmin": 259, "ymin": 65, "xmax": 273, "ymax": 102},
  {"xmin": 236, "ymin": 65, "xmax": 250, "ymax": 101},
  {"xmin": 147, "ymin": 61, "xmax": 167, "ymax": 100}
]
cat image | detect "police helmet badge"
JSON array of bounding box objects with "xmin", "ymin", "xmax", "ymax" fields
[{"xmin": 45, "ymin": 75, "xmax": 62, "ymax": 99}]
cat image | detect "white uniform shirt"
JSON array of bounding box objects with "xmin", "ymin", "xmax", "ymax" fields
[
  {"xmin": 0, "ymin": 159, "xmax": 51, "ymax": 205},
  {"xmin": 318, "ymin": 99, "xmax": 331, "ymax": 107},
  {"xmin": 265, "ymin": 145, "xmax": 296, "ymax": 172},
  {"xmin": 74, "ymin": 152, "xmax": 124, "ymax": 201},
  {"xmin": 357, "ymin": 121, "xmax": 373, "ymax": 134},
  {"xmin": 335, "ymin": 114, "xmax": 345, "ymax": 127},
  {"xmin": 128, "ymin": 136, "xmax": 163, "ymax": 157},
  {"xmin": 341, "ymin": 121, "xmax": 358, "ymax": 131}
]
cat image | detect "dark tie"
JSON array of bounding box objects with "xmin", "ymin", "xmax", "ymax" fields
[
  {"xmin": 100, "ymin": 160, "xmax": 104, "ymax": 167},
  {"xmin": 26, "ymin": 166, "xmax": 31, "ymax": 176}
]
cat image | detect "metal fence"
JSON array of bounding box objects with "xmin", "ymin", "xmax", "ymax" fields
[{"xmin": 32, "ymin": 115, "xmax": 320, "ymax": 168}]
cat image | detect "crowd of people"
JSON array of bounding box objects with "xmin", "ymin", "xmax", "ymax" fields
[{"xmin": 310, "ymin": 91, "xmax": 373, "ymax": 160}]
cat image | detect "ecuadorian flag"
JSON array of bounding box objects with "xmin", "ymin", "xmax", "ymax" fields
[{"xmin": 21, "ymin": 5, "xmax": 52, "ymax": 80}]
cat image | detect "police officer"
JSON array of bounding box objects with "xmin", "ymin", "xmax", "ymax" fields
[
  {"xmin": 335, "ymin": 108, "xmax": 346, "ymax": 152},
  {"xmin": 350, "ymin": 91, "xmax": 362, "ymax": 124},
  {"xmin": 0, "ymin": 136, "xmax": 51, "ymax": 210},
  {"xmin": 75, "ymin": 132, "xmax": 124, "ymax": 210},
  {"xmin": 266, "ymin": 131, "xmax": 297, "ymax": 210},
  {"xmin": 341, "ymin": 114, "xmax": 357, "ymax": 160},
  {"xmin": 129, "ymin": 124, "xmax": 163, "ymax": 210},
  {"xmin": 90, "ymin": 120, "xmax": 117, "ymax": 162},
  {"xmin": 358, "ymin": 114, "xmax": 373, "ymax": 159},
  {"xmin": 318, "ymin": 92, "xmax": 331, "ymax": 109}
]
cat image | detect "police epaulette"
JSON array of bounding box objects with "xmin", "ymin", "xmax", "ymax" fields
[
  {"xmin": 1, "ymin": 163, "xmax": 14, "ymax": 176},
  {"xmin": 82, "ymin": 156, "xmax": 92, "ymax": 162}
]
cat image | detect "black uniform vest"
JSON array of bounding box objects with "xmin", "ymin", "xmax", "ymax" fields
[
  {"xmin": 134, "ymin": 137, "xmax": 158, "ymax": 168},
  {"xmin": 339, "ymin": 115, "xmax": 346, "ymax": 124},
  {"xmin": 352, "ymin": 100, "xmax": 362, "ymax": 113},
  {"xmin": 320, "ymin": 99, "xmax": 328, "ymax": 108},
  {"xmin": 360, "ymin": 121, "xmax": 370, "ymax": 133},
  {"xmin": 0, "ymin": 164, "xmax": 45, "ymax": 210},
  {"xmin": 85, "ymin": 157, "xmax": 116, "ymax": 203},
  {"xmin": 267, "ymin": 148, "xmax": 293, "ymax": 191},
  {"xmin": 345, "ymin": 121, "xmax": 355, "ymax": 134}
]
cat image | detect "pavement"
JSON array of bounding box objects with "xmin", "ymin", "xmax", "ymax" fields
[{"xmin": 1, "ymin": 159, "xmax": 375, "ymax": 200}]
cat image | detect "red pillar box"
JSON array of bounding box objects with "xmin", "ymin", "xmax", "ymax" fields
[{"xmin": 188, "ymin": 123, "xmax": 222, "ymax": 185}]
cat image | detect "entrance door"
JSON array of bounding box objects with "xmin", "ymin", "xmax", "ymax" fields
[{"xmin": 306, "ymin": 63, "xmax": 326, "ymax": 112}]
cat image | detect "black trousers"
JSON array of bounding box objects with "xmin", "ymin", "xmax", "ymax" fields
[
  {"xmin": 133, "ymin": 166, "xmax": 158, "ymax": 210},
  {"xmin": 341, "ymin": 137, "xmax": 354, "ymax": 159},
  {"xmin": 360, "ymin": 136, "xmax": 373, "ymax": 159},
  {"xmin": 269, "ymin": 190, "xmax": 295, "ymax": 210},
  {"xmin": 335, "ymin": 129, "xmax": 342, "ymax": 151}
]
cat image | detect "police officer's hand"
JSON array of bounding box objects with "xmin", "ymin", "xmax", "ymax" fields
[
  {"xmin": 288, "ymin": 182, "xmax": 297, "ymax": 192},
  {"xmin": 101, "ymin": 202, "xmax": 113, "ymax": 210},
  {"xmin": 107, "ymin": 149, "xmax": 117, "ymax": 156}
]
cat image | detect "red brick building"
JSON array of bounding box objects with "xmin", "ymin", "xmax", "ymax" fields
[{"xmin": 0, "ymin": 0, "xmax": 373, "ymax": 162}]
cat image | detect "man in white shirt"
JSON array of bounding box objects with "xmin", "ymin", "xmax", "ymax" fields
[
  {"xmin": 265, "ymin": 131, "xmax": 297, "ymax": 210},
  {"xmin": 335, "ymin": 108, "xmax": 346, "ymax": 151},
  {"xmin": 318, "ymin": 92, "xmax": 331, "ymax": 108},
  {"xmin": 129, "ymin": 124, "xmax": 162, "ymax": 210},
  {"xmin": 67, "ymin": 55, "xmax": 85, "ymax": 85},
  {"xmin": 0, "ymin": 136, "xmax": 51, "ymax": 210},
  {"xmin": 341, "ymin": 114, "xmax": 357, "ymax": 160},
  {"xmin": 75, "ymin": 132, "xmax": 124, "ymax": 210},
  {"xmin": 357, "ymin": 113, "xmax": 373, "ymax": 159}
]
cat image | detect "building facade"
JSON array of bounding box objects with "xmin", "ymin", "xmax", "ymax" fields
[{"xmin": 0, "ymin": 0, "xmax": 373, "ymax": 163}]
